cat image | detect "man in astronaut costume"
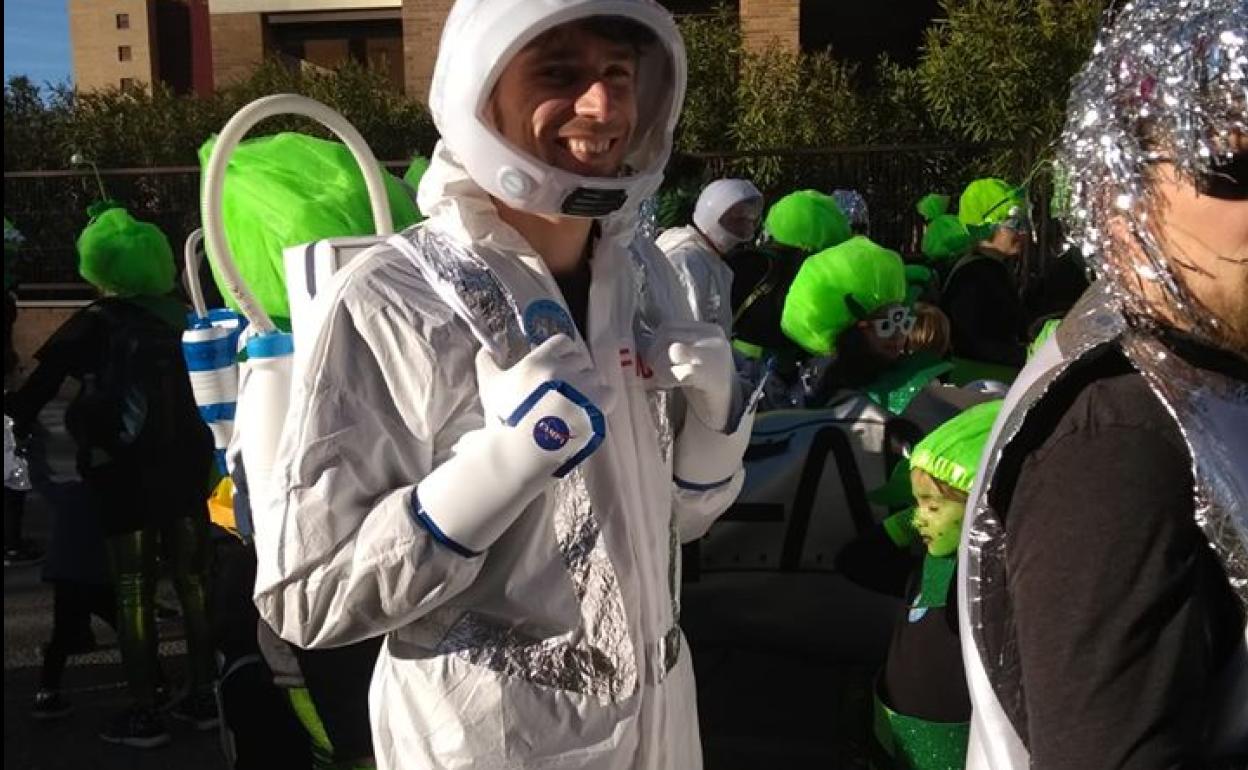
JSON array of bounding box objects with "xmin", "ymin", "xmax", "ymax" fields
[{"xmin": 251, "ymin": 1, "xmax": 754, "ymax": 768}]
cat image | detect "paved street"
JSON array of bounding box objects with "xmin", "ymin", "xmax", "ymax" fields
[{"xmin": 4, "ymin": 391, "xmax": 224, "ymax": 770}]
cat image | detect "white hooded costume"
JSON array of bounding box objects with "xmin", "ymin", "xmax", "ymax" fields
[
  {"xmin": 251, "ymin": 1, "xmax": 756, "ymax": 768},
  {"xmin": 655, "ymin": 179, "xmax": 761, "ymax": 337}
]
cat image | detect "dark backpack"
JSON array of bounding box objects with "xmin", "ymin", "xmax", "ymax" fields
[{"xmin": 71, "ymin": 297, "xmax": 194, "ymax": 454}]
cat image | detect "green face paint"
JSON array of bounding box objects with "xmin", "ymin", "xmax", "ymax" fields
[{"xmin": 911, "ymin": 470, "xmax": 966, "ymax": 557}]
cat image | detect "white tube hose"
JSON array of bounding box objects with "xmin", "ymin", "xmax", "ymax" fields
[{"xmin": 200, "ymin": 93, "xmax": 396, "ymax": 333}]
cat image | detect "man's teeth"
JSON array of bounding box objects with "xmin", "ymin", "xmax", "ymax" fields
[{"xmin": 567, "ymin": 139, "xmax": 611, "ymax": 156}]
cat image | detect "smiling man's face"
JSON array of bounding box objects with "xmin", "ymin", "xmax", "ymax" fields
[{"xmin": 490, "ymin": 20, "xmax": 640, "ymax": 179}]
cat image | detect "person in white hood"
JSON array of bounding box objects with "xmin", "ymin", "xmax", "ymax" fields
[
  {"xmin": 656, "ymin": 179, "xmax": 763, "ymax": 336},
  {"xmin": 250, "ymin": 1, "xmax": 757, "ymax": 769}
]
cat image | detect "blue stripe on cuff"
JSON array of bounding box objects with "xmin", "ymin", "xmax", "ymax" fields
[
  {"xmin": 410, "ymin": 493, "xmax": 481, "ymax": 558},
  {"xmin": 674, "ymin": 474, "xmax": 736, "ymax": 492}
]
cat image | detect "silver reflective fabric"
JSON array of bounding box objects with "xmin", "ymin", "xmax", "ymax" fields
[
  {"xmin": 1056, "ymin": 0, "xmax": 1247, "ymax": 346},
  {"xmin": 1120, "ymin": 333, "xmax": 1248, "ymax": 603},
  {"xmin": 638, "ymin": 195, "xmax": 660, "ymax": 243},
  {"xmin": 403, "ymin": 225, "xmax": 640, "ymax": 703},
  {"xmin": 963, "ymin": 282, "xmax": 1248, "ymax": 760}
]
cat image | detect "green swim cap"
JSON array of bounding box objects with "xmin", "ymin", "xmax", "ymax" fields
[
  {"xmin": 764, "ymin": 190, "xmax": 852, "ymax": 253},
  {"xmin": 781, "ymin": 235, "xmax": 907, "ymax": 356},
  {"xmin": 910, "ymin": 400, "xmax": 1003, "ymax": 494}
]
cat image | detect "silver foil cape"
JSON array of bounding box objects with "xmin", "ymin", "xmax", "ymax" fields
[
  {"xmin": 964, "ymin": 282, "xmax": 1248, "ymax": 745},
  {"xmin": 1056, "ymin": 0, "xmax": 1247, "ymax": 343},
  {"xmin": 398, "ymin": 225, "xmax": 687, "ymax": 703}
]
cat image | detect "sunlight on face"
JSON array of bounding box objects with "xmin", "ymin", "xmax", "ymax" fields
[
  {"xmin": 490, "ymin": 22, "xmax": 639, "ymax": 179},
  {"xmin": 911, "ymin": 469, "xmax": 967, "ymax": 558}
]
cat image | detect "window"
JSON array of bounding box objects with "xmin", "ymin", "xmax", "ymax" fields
[
  {"xmin": 116, "ymin": 13, "xmax": 129, "ymax": 29},
  {"xmin": 118, "ymin": 45, "xmax": 132, "ymax": 62},
  {"xmin": 120, "ymin": 78, "xmax": 135, "ymax": 90}
]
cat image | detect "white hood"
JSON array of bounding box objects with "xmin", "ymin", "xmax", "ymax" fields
[
  {"xmin": 691, "ymin": 178, "xmax": 763, "ymax": 253},
  {"xmin": 426, "ymin": 0, "xmax": 687, "ymax": 219}
]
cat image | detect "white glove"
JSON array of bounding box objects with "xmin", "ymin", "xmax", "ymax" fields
[
  {"xmin": 648, "ymin": 322, "xmax": 756, "ymax": 490},
  {"xmin": 476, "ymin": 334, "xmax": 616, "ymax": 424},
  {"xmin": 414, "ymin": 334, "xmax": 613, "ymax": 555},
  {"xmin": 648, "ymin": 321, "xmax": 736, "ymax": 431}
]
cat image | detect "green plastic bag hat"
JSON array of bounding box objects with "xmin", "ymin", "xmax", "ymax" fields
[
  {"xmin": 916, "ymin": 192, "xmax": 974, "ymax": 262},
  {"xmin": 199, "ymin": 132, "xmax": 422, "ymax": 321},
  {"xmin": 910, "ymin": 399, "xmax": 1003, "ymax": 495},
  {"xmin": 958, "ymin": 178, "xmax": 1026, "ymax": 227},
  {"xmin": 77, "ymin": 202, "xmax": 175, "ymax": 297},
  {"xmin": 764, "ymin": 190, "xmax": 851, "ymax": 253},
  {"xmin": 781, "ymin": 235, "xmax": 907, "ymax": 356}
]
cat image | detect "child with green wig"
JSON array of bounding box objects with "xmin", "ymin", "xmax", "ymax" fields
[
  {"xmin": 6, "ymin": 202, "xmax": 218, "ymax": 748},
  {"xmin": 782, "ymin": 236, "xmax": 962, "ymax": 416},
  {"xmin": 869, "ymin": 400, "xmax": 1002, "ymax": 770}
]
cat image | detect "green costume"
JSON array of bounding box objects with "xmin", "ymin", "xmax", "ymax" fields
[
  {"xmin": 863, "ymin": 351, "xmax": 955, "ymax": 416},
  {"xmin": 780, "ymin": 235, "xmax": 906, "ymax": 356},
  {"xmin": 72, "ymin": 204, "xmax": 220, "ymax": 727},
  {"xmin": 872, "ymin": 400, "xmax": 1003, "ymax": 770},
  {"xmin": 199, "ymin": 132, "xmax": 423, "ymax": 324}
]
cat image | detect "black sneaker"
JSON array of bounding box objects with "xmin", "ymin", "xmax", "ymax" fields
[
  {"xmin": 170, "ymin": 688, "xmax": 219, "ymax": 731},
  {"xmin": 31, "ymin": 690, "xmax": 72, "ymax": 720},
  {"xmin": 3, "ymin": 541, "xmax": 43, "ymax": 567},
  {"xmin": 99, "ymin": 706, "xmax": 171, "ymax": 749}
]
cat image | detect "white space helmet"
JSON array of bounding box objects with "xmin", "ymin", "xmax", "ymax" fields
[{"xmin": 428, "ymin": 0, "xmax": 687, "ymax": 218}]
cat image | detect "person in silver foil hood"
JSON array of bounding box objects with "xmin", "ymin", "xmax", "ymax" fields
[
  {"xmin": 248, "ymin": 0, "xmax": 758, "ymax": 768},
  {"xmin": 957, "ymin": 1, "xmax": 1248, "ymax": 768}
]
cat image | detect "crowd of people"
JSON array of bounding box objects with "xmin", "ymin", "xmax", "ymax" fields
[{"xmin": 3, "ymin": 0, "xmax": 1244, "ymax": 768}]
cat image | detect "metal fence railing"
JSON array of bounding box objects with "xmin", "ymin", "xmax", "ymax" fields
[{"xmin": 5, "ymin": 147, "xmax": 1062, "ymax": 299}]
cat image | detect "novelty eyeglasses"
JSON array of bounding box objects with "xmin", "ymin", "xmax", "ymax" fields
[{"xmin": 845, "ymin": 296, "xmax": 916, "ymax": 339}]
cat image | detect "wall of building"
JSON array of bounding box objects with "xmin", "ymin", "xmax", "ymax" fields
[
  {"xmin": 401, "ymin": 0, "xmax": 454, "ymax": 103},
  {"xmin": 210, "ymin": 11, "xmax": 268, "ymax": 87},
  {"xmin": 69, "ymin": 0, "xmax": 159, "ymax": 92},
  {"xmin": 739, "ymin": 0, "xmax": 800, "ymax": 53}
]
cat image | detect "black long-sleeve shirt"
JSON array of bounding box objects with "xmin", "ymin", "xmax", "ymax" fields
[{"xmin": 994, "ymin": 343, "xmax": 1245, "ymax": 770}]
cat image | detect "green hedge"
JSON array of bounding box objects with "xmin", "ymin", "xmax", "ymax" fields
[{"xmin": 4, "ymin": 59, "xmax": 437, "ymax": 172}]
